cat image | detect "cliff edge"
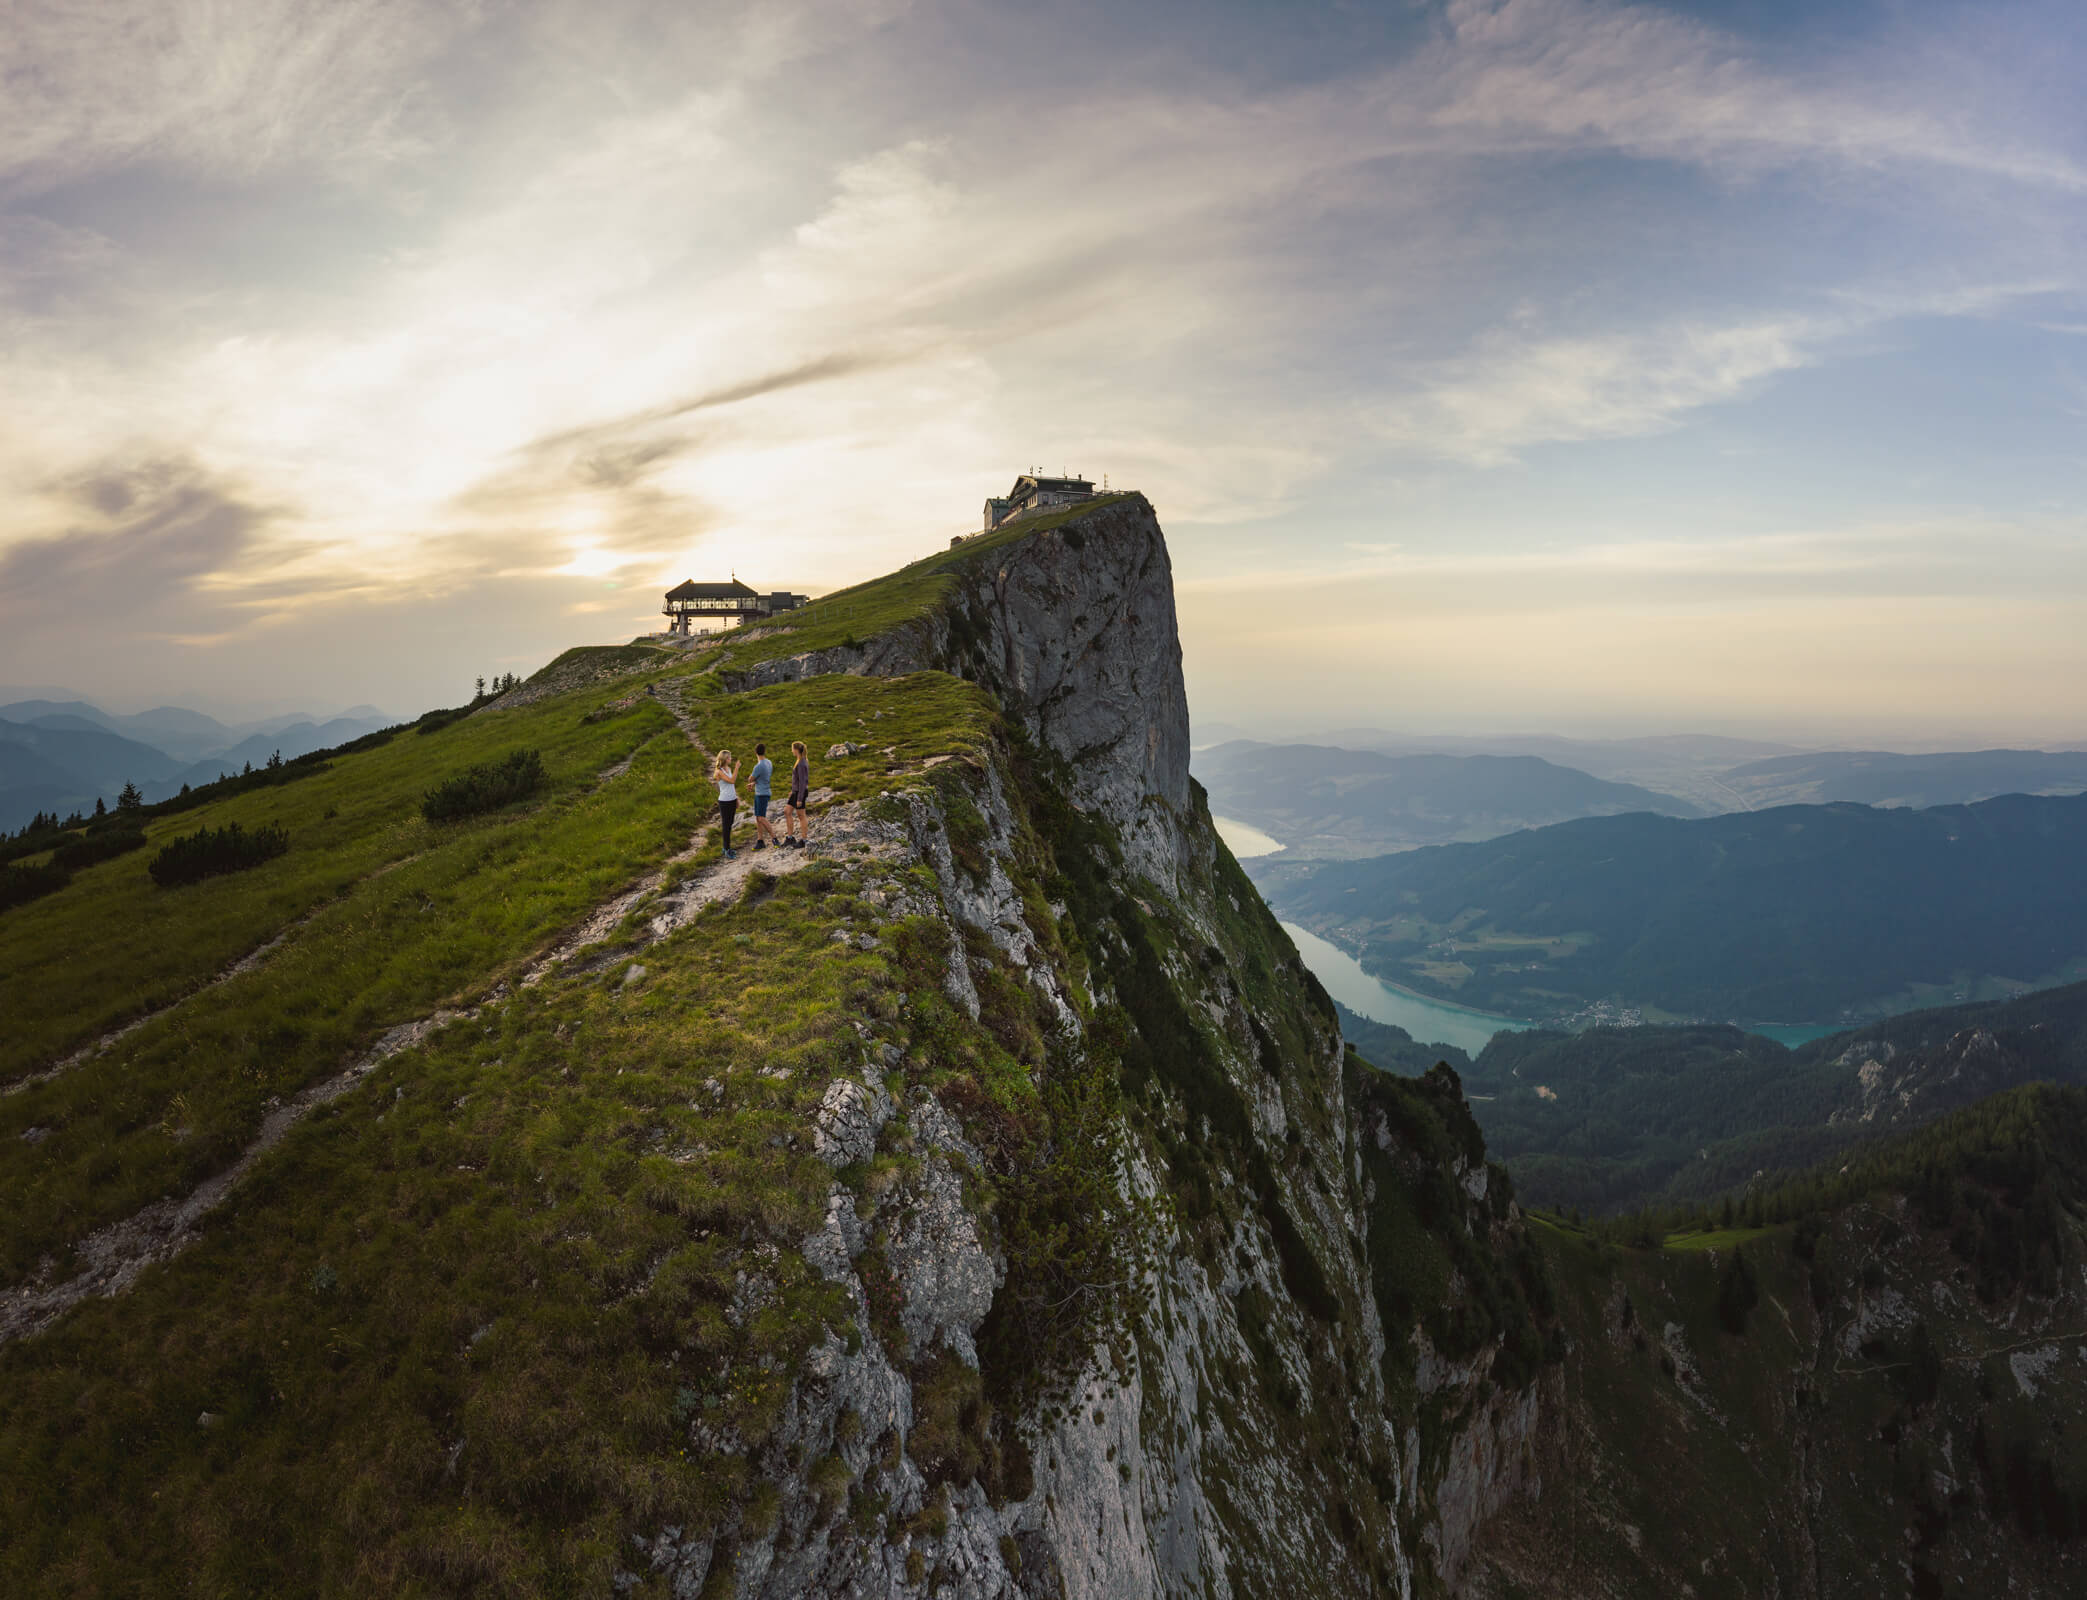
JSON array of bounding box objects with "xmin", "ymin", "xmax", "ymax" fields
[{"xmin": 0, "ymin": 495, "xmax": 1549, "ymax": 1598}]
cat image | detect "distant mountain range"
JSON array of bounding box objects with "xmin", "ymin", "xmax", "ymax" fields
[
  {"xmin": 1204, "ymin": 731, "xmax": 2087, "ymax": 842},
  {"xmin": 1256, "ymin": 791, "xmax": 2087, "ymax": 1025},
  {"xmin": 1721, "ymin": 747, "xmax": 2087, "ymax": 809},
  {"xmin": 1194, "ymin": 740, "xmax": 1705, "ymax": 855},
  {"xmin": 0, "ymin": 698, "xmax": 396, "ymax": 830}
]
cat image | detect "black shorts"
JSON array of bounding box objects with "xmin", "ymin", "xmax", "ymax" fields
[{"xmin": 787, "ymin": 788, "xmax": 808, "ymax": 810}]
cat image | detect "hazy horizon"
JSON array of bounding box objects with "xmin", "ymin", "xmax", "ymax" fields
[{"xmin": 4, "ymin": 0, "xmax": 2085, "ymax": 744}]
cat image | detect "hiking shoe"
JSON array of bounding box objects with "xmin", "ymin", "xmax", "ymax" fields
[
  {"xmin": 754, "ymin": 840, "xmax": 768, "ymax": 851},
  {"xmin": 724, "ymin": 847, "xmax": 738, "ymax": 859}
]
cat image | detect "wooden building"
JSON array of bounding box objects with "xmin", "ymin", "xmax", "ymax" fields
[
  {"xmin": 662, "ymin": 580, "xmax": 808, "ymax": 635},
  {"xmin": 981, "ymin": 473, "xmax": 1094, "ymax": 532}
]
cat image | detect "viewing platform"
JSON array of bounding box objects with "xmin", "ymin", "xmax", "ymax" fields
[{"xmin": 661, "ymin": 579, "xmax": 809, "ymax": 636}]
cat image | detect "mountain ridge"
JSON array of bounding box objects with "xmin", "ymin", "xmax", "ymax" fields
[{"xmin": 1257, "ymin": 792, "xmax": 2087, "ymax": 1024}]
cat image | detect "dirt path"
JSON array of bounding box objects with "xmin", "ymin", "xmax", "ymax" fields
[
  {"xmin": 0, "ymin": 670, "xmax": 868, "ymax": 1346},
  {"xmin": 0, "ymin": 1008, "xmax": 475, "ymax": 1345},
  {"xmin": 9, "ymin": 724, "xmax": 674, "ymax": 1104},
  {"xmin": 5, "ymin": 851, "xmax": 429, "ymax": 1102}
]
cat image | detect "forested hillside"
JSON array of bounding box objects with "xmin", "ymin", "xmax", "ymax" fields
[
  {"xmin": 1258, "ymin": 793, "xmax": 2087, "ymax": 1023},
  {"xmin": 1345, "ymin": 979, "xmax": 2087, "ymax": 1217},
  {"xmin": 1463, "ymin": 1084, "xmax": 2087, "ymax": 1597}
]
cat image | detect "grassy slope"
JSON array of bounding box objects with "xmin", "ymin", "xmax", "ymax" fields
[
  {"xmin": 1, "ymin": 649, "xmax": 676, "ymax": 1080},
  {"xmin": 0, "ymin": 663, "xmax": 1013, "ymax": 1595},
  {"xmin": 0, "ymin": 672, "xmax": 701, "ymax": 1285}
]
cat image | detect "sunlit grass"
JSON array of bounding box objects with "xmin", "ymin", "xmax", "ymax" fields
[
  {"xmin": 0, "ymin": 688, "xmax": 702, "ymax": 1283},
  {"xmin": 0, "ymin": 674, "xmax": 1010, "ymax": 1595}
]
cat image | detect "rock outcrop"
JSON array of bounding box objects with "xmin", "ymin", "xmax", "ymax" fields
[{"xmin": 663, "ymin": 495, "xmax": 1549, "ymax": 1598}]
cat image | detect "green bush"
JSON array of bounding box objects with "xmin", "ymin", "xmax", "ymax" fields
[
  {"xmin": 0, "ymin": 860, "xmax": 71, "ymax": 913},
  {"xmin": 149, "ymin": 822, "xmax": 290, "ymax": 887},
  {"xmin": 420, "ymin": 749, "xmax": 547, "ymax": 822}
]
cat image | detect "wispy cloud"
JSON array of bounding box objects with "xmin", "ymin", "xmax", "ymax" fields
[
  {"xmin": 1375, "ymin": 315, "xmax": 1823, "ymax": 465},
  {"xmin": 0, "ymin": 0, "xmax": 2082, "ymax": 729},
  {"xmin": 0, "ymin": 1, "xmax": 473, "ymax": 196},
  {"xmin": 0, "ymin": 457, "xmax": 272, "ymax": 630}
]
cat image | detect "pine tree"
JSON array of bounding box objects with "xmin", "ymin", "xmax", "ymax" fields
[
  {"xmin": 93, "ymin": 796, "xmax": 106, "ymax": 818},
  {"xmin": 117, "ymin": 781, "xmax": 143, "ymax": 812},
  {"xmin": 475, "ymin": 675, "xmax": 486, "ymax": 699}
]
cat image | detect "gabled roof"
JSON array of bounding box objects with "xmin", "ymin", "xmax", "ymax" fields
[
  {"xmin": 665, "ymin": 579, "xmax": 760, "ymax": 601},
  {"xmin": 1009, "ymin": 474, "xmax": 1092, "ymax": 496}
]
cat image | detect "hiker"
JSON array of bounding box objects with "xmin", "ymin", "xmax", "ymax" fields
[
  {"xmin": 713, "ymin": 749, "xmax": 740, "ymax": 858},
  {"xmin": 750, "ymin": 743, "xmax": 776, "ymax": 851},
  {"xmin": 783, "ymin": 740, "xmax": 811, "ymax": 850}
]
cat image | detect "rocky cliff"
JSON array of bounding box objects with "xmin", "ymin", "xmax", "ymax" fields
[
  {"xmin": 0, "ymin": 494, "xmax": 1549, "ymax": 1597},
  {"xmin": 648, "ymin": 495, "xmax": 1555, "ymax": 1597}
]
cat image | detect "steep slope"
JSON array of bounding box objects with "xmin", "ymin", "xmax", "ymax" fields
[
  {"xmin": 1464, "ymin": 1086, "xmax": 2087, "ymax": 1599},
  {"xmin": 0, "ymin": 496, "xmax": 1552, "ymax": 1598},
  {"xmin": 1256, "ymin": 796, "xmax": 2087, "ymax": 1024},
  {"xmin": 1441, "ymin": 980, "xmax": 2087, "ymax": 1216},
  {"xmin": 1190, "ymin": 743, "xmax": 1703, "ymax": 856}
]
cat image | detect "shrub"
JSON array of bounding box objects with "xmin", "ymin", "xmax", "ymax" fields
[
  {"xmin": 0, "ymin": 860, "xmax": 71, "ymax": 913},
  {"xmin": 421, "ymin": 749, "xmax": 547, "ymax": 822},
  {"xmin": 148, "ymin": 822, "xmax": 290, "ymax": 887}
]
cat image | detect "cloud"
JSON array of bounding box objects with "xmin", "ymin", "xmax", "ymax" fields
[
  {"xmin": 1415, "ymin": 0, "xmax": 2087, "ymax": 189},
  {"xmin": 0, "ymin": 457, "xmax": 272, "ymax": 631},
  {"xmin": 0, "ymin": 0, "xmax": 473, "ymax": 196},
  {"xmin": 1376, "ymin": 315, "xmax": 1823, "ymax": 464}
]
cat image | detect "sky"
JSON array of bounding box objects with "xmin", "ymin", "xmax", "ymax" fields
[{"xmin": 1, "ymin": 0, "xmax": 2084, "ymax": 744}]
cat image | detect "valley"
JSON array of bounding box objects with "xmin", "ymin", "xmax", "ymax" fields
[{"xmin": 1253, "ymin": 796, "xmax": 2087, "ymax": 1026}]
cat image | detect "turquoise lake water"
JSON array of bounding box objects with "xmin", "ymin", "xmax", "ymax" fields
[{"xmin": 1744, "ymin": 1023, "xmax": 1847, "ymax": 1049}]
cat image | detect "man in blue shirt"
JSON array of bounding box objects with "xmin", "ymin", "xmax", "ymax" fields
[{"xmin": 749, "ymin": 743, "xmax": 776, "ymax": 851}]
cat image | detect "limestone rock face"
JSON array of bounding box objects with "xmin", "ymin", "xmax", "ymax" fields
[
  {"xmin": 664, "ymin": 495, "xmax": 1543, "ymax": 1600},
  {"xmin": 948, "ymin": 497, "xmax": 1196, "ymax": 894},
  {"xmin": 885, "ymin": 1095, "xmax": 1002, "ymax": 1367},
  {"xmin": 813, "ymin": 1076, "xmax": 893, "ymax": 1168}
]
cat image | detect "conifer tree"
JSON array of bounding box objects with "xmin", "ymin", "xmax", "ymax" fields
[{"xmin": 117, "ymin": 781, "xmax": 143, "ymax": 812}]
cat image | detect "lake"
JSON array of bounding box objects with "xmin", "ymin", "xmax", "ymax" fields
[
  {"xmin": 1212, "ymin": 814, "xmax": 1284, "ymax": 858},
  {"xmin": 1280, "ymin": 921, "xmax": 1529, "ymax": 1057},
  {"xmin": 1746, "ymin": 1023, "xmax": 1847, "ymax": 1050}
]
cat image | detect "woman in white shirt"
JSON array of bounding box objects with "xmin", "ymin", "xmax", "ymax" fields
[{"xmin": 713, "ymin": 749, "xmax": 740, "ymax": 859}]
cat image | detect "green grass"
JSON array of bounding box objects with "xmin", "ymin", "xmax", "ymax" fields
[
  {"xmin": 0, "ymin": 859, "xmax": 888, "ymax": 1595},
  {"xmin": 689, "ymin": 671, "xmax": 998, "ymax": 808},
  {"xmin": 525, "ymin": 644, "xmax": 672, "ymax": 687},
  {"xmin": 0, "ymin": 689, "xmax": 678, "ymax": 1084},
  {"xmin": 0, "ymin": 681, "xmax": 703, "ymax": 1283},
  {"xmin": 1659, "ymin": 1225, "xmax": 1775, "ymax": 1253},
  {"xmin": 0, "ymin": 666, "xmax": 1065, "ymax": 1595}
]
